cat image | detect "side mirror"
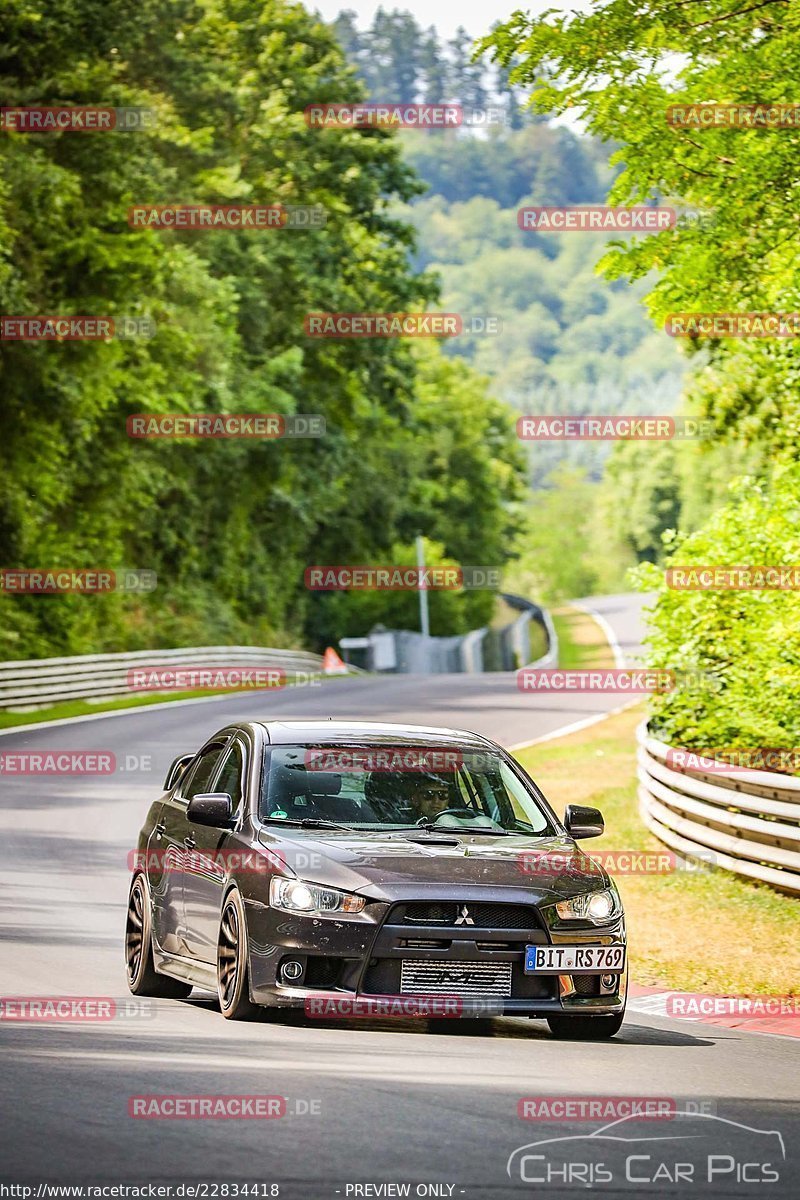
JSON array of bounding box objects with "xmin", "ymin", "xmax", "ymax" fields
[
  {"xmin": 186, "ymin": 792, "xmax": 233, "ymax": 828},
  {"xmin": 564, "ymin": 803, "xmax": 604, "ymax": 840},
  {"xmin": 164, "ymin": 752, "xmax": 195, "ymax": 791}
]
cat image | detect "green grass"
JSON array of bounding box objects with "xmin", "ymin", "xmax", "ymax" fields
[
  {"xmin": 552, "ymin": 603, "xmax": 616, "ymax": 670},
  {"xmin": 514, "ymin": 703, "xmax": 800, "ymax": 995}
]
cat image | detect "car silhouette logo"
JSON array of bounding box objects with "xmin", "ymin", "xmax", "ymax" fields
[
  {"xmin": 454, "ymin": 905, "xmax": 474, "ymax": 925},
  {"xmin": 507, "ymin": 1111, "xmax": 786, "ymax": 1182}
]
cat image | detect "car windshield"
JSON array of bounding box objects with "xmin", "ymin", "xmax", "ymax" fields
[{"xmin": 259, "ymin": 744, "xmax": 553, "ymax": 834}]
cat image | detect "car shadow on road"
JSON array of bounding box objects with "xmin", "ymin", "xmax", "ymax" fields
[{"xmin": 182, "ymin": 996, "xmax": 714, "ymax": 1045}]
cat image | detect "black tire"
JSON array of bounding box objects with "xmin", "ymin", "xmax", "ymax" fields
[
  {"xmin": 547, "ymin": 1011, "xmax": 625, "ymax": 1040},
  {"xmin": 125, "ymin": 874, "xmax": 192, "ymax": 999},
  {"xmin": 217, "ymin": 888, "xmax": 260, "ymax": 1020}
]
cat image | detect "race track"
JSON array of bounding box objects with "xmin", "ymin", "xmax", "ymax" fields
[{"xmin": 1, "ymin": 593, "xmax": 798, "ymax": 1198}]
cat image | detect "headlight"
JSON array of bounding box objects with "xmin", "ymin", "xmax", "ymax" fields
[
  {"xmin": 269, "ymin": 877, "xmax": 365, "ymax": 915},
  {"xmin": 555, "ymin": 886, "xmax": 621, "ymax": 923}
]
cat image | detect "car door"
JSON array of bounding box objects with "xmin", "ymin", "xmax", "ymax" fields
[
  {"xmin": 149, "ymin": 738, "xmax": 229, "ymax": 957},
  {"xmin": 182, "ymin": 736, "xmax": 248, "ymax": 963}
]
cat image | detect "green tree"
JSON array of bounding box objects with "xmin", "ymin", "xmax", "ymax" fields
[
  {"xmin": 480, "ymin": 0, "xmax": 800, "ymax": 451},
  {"xmin": 633, "ymin": 469, "xmax": 800, "ymax": 753},
  {"xmin": 0, "ymin": 0, "xmax": 526, "ymax": 658}
]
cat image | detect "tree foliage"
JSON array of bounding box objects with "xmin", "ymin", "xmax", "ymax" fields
[
  {"xmin": 482, "ymin": 0, "xmax": 800, "ymax": 744},
  {"xmin": 333, "ymin": 9, "xmax": 533, "ymax": 118},
  {"xmin": 481, "ymin": 0, "xmax": 800, "ymax": 450},
  {"xmin": 634, "ymin": 469, "xmax": 800, "ymax": 753},
  {"xmin": 0, "ymin": 0, "xmax": 525, "ymax": 658}
]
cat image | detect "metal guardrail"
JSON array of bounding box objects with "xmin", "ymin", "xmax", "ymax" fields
[
  {"xmin": 0, "ymin": 645, "xmax": 329, "ymax": 710},
  {"xmin": 342, "ymin": 595, "xmax": 558, "ymax": 675},
  {"xmin": 501, "ymin": 593, "xmax": 559, "ymax": 669},
  {"xmin": 637, "ymin": 720, "xmax": 800, "ymax": 895}
]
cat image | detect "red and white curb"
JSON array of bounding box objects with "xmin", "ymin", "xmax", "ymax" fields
[{"xmin": 628, "ymin": 983, "xmax": 800, "ymax": 1039}]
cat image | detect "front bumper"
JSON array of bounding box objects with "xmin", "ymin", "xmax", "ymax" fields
[{"xmin": 245, "ymin": 894, "xmax": 627, "ymax": 1017}]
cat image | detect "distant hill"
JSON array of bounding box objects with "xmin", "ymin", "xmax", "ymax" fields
[{"xmin": 334, "ymin": 9, "xmax": 686, "ymax": 484}]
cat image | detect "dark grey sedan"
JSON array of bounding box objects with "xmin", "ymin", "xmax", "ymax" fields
[{"xmin": 125, "ymin": 720, "xmax": 627, "ymax": 1037}]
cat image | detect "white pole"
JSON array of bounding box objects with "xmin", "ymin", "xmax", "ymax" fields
[{"xmin": 416, "ymin": 534, "xmax": 430, "ymax": 638}]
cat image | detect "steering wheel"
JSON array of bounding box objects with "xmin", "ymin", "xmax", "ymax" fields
[{"xmin": 416, "ymin": 808, "xmax": 475, "ymax": 826}]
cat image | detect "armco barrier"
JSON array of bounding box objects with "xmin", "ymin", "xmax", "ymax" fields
[
  {"xmin": 502, "ymin": 593, "xmax": 559, "ymax": 670},
  {"xmin": 0, "ymin": 645, "xmax": 333, "ymax": 710},
  {"xmin": 636, "ymin": 721, "xmax": 800, "ymax": 895},
  {"xmin": 341, "ymin": 594, "xmax": 558, "ymax": 675}
]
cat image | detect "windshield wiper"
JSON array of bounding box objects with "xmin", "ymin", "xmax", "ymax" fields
[
  {"xmin": 415, "ymin": 821, "xmax": 508, "ymax": 836},
  {"xmin": 262, "ymin": 817, "xmax": 354, "ymax": 832}
]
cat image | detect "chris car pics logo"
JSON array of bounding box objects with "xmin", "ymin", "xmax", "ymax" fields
[{"xmin": 506, "ymin": 1112, "xmax": 784, "ymax": 1187}]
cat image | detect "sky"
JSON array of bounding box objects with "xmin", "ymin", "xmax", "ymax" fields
[{"xmin": 310, "ymin": 1, "xmax": 566, "ymax": 40}]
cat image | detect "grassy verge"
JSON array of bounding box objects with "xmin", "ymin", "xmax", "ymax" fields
[
  {"xmin": 552, "ymin": 603, "xmax": 616, "ymax": 670},
  {"xmin": 0, "ymin": 674, "xmax": 344, "ymax": 731},
  {"xmin": 514, "ymin": 703, "xmax": 800, "ymax": 995}
]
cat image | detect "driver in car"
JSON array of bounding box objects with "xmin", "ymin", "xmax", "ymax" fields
[{"xmin": 412, "ymin": 774, "xmax": 462, "ymax": 824}]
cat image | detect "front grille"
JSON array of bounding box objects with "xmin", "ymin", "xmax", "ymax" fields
[
  {"xmin": 396, "ymin": 901, "xmax": 538, "ymax": 930},
  {"xmin": 400, "ymin": 959, "xmax": 513, "ymax": 998}
]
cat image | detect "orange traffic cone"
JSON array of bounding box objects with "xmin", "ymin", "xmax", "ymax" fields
[{"xmin": 322, "ymin": 646, "xmax": 348, "ymax": 674}]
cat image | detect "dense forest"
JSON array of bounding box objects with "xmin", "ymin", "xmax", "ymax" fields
[
  {"xmin": 2, "ymin": 0, "xmax": 787, "ymax": 685},
  {"xmin": 333, "ymin": 9, "xmax": 705, "ymax": 599},
  {"xmin": 0, "ymin": 0, "xmax": 528, "ymax": 658},
  {"xmin": 334, "ymin": 10, "xmax": 772, "ymax": 605}
]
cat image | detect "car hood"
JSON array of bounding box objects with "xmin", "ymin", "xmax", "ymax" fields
[{"xmin": 256, "ymin": 828, "xmax": 609, "ymax": 904}]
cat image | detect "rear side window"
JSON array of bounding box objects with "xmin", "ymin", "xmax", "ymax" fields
[{"xmin": 182, "ymin": 743, "xmax": 227, "ymax": 801}]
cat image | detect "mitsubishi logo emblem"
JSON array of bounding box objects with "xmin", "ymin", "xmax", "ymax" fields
[{"xmin": 454, "ymin": 905, "xmax": 474, "ymax": 926}]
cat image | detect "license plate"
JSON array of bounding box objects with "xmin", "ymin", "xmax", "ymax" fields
[{"xmin": 524, "ymin": 944, "xmax": 626, "ymax": 974}]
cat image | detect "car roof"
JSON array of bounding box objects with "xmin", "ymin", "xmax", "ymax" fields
[{"xmin": 251, "ymin": 719, "xmax": 497, "ymax": 749}]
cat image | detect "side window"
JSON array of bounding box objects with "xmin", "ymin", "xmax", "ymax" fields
[
  {"xmin": 215, "ymin": 740, "xmax": 246, "ymax": 820},
  {"xmin": 182, "ymin": 743, "xmax": 227, "ymax": 802}
]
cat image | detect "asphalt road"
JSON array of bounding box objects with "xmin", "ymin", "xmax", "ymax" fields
[{"xmin": 1, "ymin": 592, "xmax": 798, "ymax": 1198}]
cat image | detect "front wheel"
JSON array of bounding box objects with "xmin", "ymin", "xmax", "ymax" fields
[
  {"xmin": 547, "ymin": 1011, "xmax": 625, "ymax": 1040},
  {"xmin": 125, "ymin": 874, "xmax": 192, "ymax": 998},
  {"xmin": 217, "ymin": 888, "xmax": 260, "ymax": 1020}
]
